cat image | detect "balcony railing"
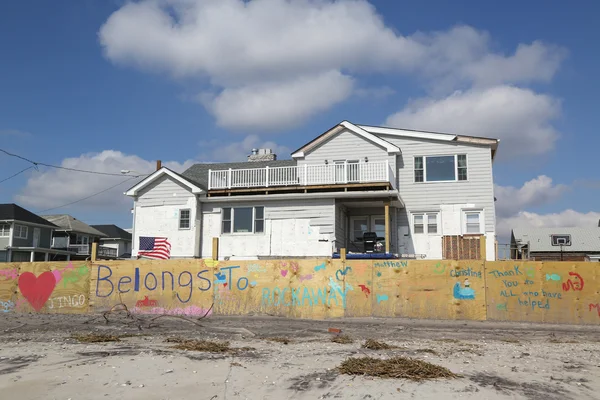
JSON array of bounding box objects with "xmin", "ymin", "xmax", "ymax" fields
[
  {"xmin": 62, "ymin": 244, "xmax": 118, "ymax": 258},
  {"xmin": 208, "ymin": 161, "xmax": 395, "ymax": 190}
]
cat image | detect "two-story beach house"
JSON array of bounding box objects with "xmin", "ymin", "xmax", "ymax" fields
[
  {"xmin": 0, "ymin": 204, "xmax": 75, "ymax": 262},
  {"xmin": 126, "ymin": 121, "xmax": 498, "ymax": 261}
]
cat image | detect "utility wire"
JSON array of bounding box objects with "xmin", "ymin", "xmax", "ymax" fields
[
  {"xmin": 0, "ymin": 166, "xmax": 34, "ymax": 184},
  {"xmin": 0, "ymin": 148, "xmax": 148, "ymax": 177},
  {"xmin": 36, "ymin": 177, "xmax": 138, "ymax": 214}
]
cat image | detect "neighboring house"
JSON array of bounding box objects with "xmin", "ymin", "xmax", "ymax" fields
[
  {"xmin": 0, "ymin": 203, "xmax": 75, "ymax": 262},
  {"xmin": 511, "ymin": 227, "xmax": 600, "ymax": 261},
  {"xmin": 90, "ymin": 224, "xmax": 133, "ymax": 259},
  {"xmin": 42, "ymin": 214, "xmax": 117, "ymax": 260},
  {"xmin": 126, "ymin": 121, "xmax": 498, "ymax": 261}
]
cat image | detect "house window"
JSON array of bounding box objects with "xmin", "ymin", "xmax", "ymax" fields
[
  {"xmin": 464, "ymin": 211, "xmax": 482, "ymax": 234},
  {"xmin": 428, "ymin": 214, "xmax": 438, "ymax": 234},
  {"xmin": 75, "ymin": 235, "xmax": 89, "ymax": 245},
  {"xmin": 222, "ymin": 206, "xmax": 264, "ymax": 234},
  {"xmin": 254, "ymin": 206, "xmax": 264, "ymax": 233},
  {"xmin": 0, "ymin": 224, "xmax": 9, "ymax": 237},
  {"xmin": 414, "ymin": 157, "xmax": 424, "ymax": 182},
  {"xmin": 413, "ymin": 213, "xmax": 438, "ymax": 234},
  {"xmin": 414, "ymin": 154, "xmax": 467, "ymax": 182},
  {"xmin": 457, "ymin": 155, "xmax": 467, "ymax": 181},
  {"xmin": 14, "ymin": 225, "xmax": 28, "ymax": 239},
  {"xmin": 179, "ymin": 209, "xmax": 191, "ymax": 229}
]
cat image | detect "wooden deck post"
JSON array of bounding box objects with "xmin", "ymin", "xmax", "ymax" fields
[
  {"xmin": 384, "ymin": 201, "xmax": 390, "ymax": 254},
  {"xmin": 212, "ymin": 237, "xmax": 219, "ymax": 261},
  {"xmin": 480, "ymin": 235, "xmax": 487, "ymax": 261},
  {"xmin": 91, "ymin": 242, "xmax": 98, "ymax": 262}
]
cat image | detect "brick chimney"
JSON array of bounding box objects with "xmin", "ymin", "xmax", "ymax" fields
[{"xmin": 248, "ymin": 148, "xmax": 277, "ymax": 162}]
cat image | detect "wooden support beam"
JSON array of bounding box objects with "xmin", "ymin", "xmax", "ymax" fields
[
  {"xmin": 480, "ymin": 235, "xmax": 487, "ymax": 260},
  {"xmin": 91, "ymin": 242, "xmax": 98, "ymax": 262},
  {"xmin": 384, "ymin": 201, "xmax": 390, "ymax": 254},
  {"xmin": 212, "ymin": 237, "xmax": 219, "ymax": 261},
  {"xmin": 340, "ymin": 248, "xmax": 346, "ymax": 263}
]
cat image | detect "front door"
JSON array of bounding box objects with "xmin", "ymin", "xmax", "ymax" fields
[{"xmin": 33, "ymin": 228, "xmax": 40, "ymax": 247}]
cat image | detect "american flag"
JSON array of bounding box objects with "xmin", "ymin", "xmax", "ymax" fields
[{"xmin": 138, "ymin": 237, "xmax": 171, "ymax": 260}]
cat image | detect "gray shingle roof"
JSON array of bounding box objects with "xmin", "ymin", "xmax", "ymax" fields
[
  {"xmin": 182, "ymin": 160, "xmax": 297, "ymax": 190},
  {"xmin": 42, "ymin": 215, "xmax": 108, "ymax": 237},
  {"xmin": 0, "ymin": 204, "xmax": 57, "ymax": 227},
  {"xmin": 91, "ymin": 224, "xmax": 132, "ymax": 240},
  {"xmin": 512, "ymin": 227, "xmax": 600, "ymax": 253}
]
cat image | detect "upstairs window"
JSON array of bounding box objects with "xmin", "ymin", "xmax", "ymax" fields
[
  {"xmin": 222, "ymin": 206, "xmax": 265, "ymax": 234},
  {"xmin": 414, "ymin": 154, "xmax": 468, "ymax": 182},
  {"xmin": 0, "ymin": 224, "xmax": 9, "ymax": 237},
  {"xmin": 14, "ymin": 225, "xmax": 28, "ymax": 239}
]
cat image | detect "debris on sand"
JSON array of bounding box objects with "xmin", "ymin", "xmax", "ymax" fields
[
  {"xmin": 338, "ymin": 356, "xmax": 458, "ymax": 381},
  {"xmin": 362, "ymin": 339, "xmax": 397, "ymax": 350},
  {"xmin": 265, "ymin": 337, "xmax": 292, "ymax": 345},
  {"xmin": 71, "ymin": 333, "xmax": 122, "ymax": 343},
  {"xmin": 168, "ymin": 338, "xmax": 231, "ymax": 353},
  {"xmin": 331, "ymin": 335, "xmax": 354, "ymax": 344}
]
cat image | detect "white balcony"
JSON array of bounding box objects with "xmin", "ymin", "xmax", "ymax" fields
[
  {"xmin": 63, "ymin": 244, "xmax": 118, "ymax": 258},
  {"xmin": 208, "ymin": 161, "xmax": 395, "ymax": 190}
]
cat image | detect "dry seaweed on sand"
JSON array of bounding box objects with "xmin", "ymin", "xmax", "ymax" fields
[
  {"xmin": 170, "ymin": 339, "xmax": 231, "ymax": 353},
  {"xmin": 338, "ymin": 356, "xmax": 458, "ymax": 381},
  {"xmin": 362, "ymin": 339, "xmax": 397, "ymax": 350},
  {"xmin": 71, "ymin": 333, "xmax": 122, "ymax": 343},
  {"xmin": 331, "ymin": 335, "xmax": 354, "ymax": 344}
]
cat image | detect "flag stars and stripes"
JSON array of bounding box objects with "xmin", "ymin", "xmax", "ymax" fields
[{"xmin": 138, "ymin": 236, "xmax": 171, "ymax": 260}]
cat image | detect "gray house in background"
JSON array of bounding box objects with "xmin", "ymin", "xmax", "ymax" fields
[
  {"xmin": 0, "ymin": 204, "xmax": 75, "ymax": 262},
  {"xmin": 42, "ymin": 214, "xmax": 117, "ymax": 260},
  {"xmin": 91, "ymin": 224, "xmax": 132, "ymax": 259},
  {"xmin": 511, "ymin": 227, "xmax": 600, "ymax": 262}
]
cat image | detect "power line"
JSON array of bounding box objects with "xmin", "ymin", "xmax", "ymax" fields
[
  {"xmin": 36, "ymin": 177, "xmax": 138, "ymax": 214},
  {"xmin": 0, "ymin": 148, "xmax": 148, "ymax": 177},
  {"xmin": 0, "ymin": 166, "xmax": 34, "ymax": 184}
]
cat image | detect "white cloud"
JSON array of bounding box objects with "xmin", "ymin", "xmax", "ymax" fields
[
  {"xmin": 204, "ymin": 71, "xmax": 354, "ymax": 131},
  {"xmin": 15, "ymin": 151, "xmax": 195, "ymax": 212},
  {"xmin": 386, "ymin": 85, "xmax": 561, "ymax": 158},
  {"xmin": 495, "ymin": 175, "xmax": 568, "ymax": 218},
  {"xmin": 99, "ymin": 0, "xmax": 565, "ymax": 131},
  {"xmin": 198, "ymin": 135, "xmax": 291, "ymax": 163},
  {"xmin": 497, "ymin": 210, "xmax": 600, "ymax": 240}
]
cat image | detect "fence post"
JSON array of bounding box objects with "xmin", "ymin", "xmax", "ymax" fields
[
  {"xmin": 208, "ymin": 169, "xmax": 212, "ymax": 190},
  {"xmin": 212, "ymin": 237, "xmax": 219, "ymax": 261},
  {"xmin": 480, "ymin": 235, "xmax": 486, "ymax": 261},
  {"xmin": 340, "ymin": 248, "xmax": 346, "ymax": 263},
  {"xmin": 228, "ymin": 168, "xmax": 232, "ymax": 189},
  {"xmin": 91, "ymin": 242, "xmax": 98, "ymax": 263}
]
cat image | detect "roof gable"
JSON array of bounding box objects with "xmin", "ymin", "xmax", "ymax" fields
[
  {"xmin": 125, "ymin": 167, "xmax": 204, "ymax": 197},
  {"xmin": 0, "ymin": 203, "xmax": 57, "ymax": 227},
  {"xmin": 292, "ymin": 121, "xmax": 400, "ymax": 158}
]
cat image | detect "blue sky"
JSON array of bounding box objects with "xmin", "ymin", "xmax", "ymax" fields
[{"xmin": 1, "ymin": 0, "xmax": 599, "ymax": 239}]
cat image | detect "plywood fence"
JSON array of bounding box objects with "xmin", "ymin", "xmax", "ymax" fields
[{"xmin": 1, "ymin": 259, "xmax": 599, "ymax": 325}]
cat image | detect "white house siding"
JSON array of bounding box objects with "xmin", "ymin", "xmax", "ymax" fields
[
  {"xmin": 133, "ymin": 175, "xmax": 200, "ymax": 258},
  {"xmin": 200, "ymin": 198, "xmax": 335, "ymax": 259},
  {"xmin": 137, "ymin": 175, "xmax": 194, "ymax": 207},
  {"xmin": 382, "ymin": 135, "xmax": 496, "ymax": 260},
  {"xmin": 296, "ymin": 128, "xmax": 396, "ymax": 174}
]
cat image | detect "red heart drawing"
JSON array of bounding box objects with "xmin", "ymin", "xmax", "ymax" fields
[{"xmin": 18, "ymin": 271, "xmax": 57, "ymax": 311}]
